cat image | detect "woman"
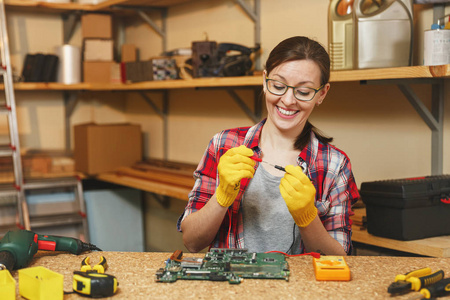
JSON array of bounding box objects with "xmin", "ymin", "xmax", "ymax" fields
[{"xmin": 177, "ymin": 36, "xmax": 359, "ymax": 255}]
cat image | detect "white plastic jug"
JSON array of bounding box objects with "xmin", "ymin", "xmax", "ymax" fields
[
  {"xmin": 353, "ymin": 0, "xmax": 413, "ymax": 69},
  {"xmin": 329, "ymin": 0, "xmax": 354, "ymax": 70}
]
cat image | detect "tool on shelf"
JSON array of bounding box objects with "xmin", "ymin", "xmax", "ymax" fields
[
  {"xmin": 73, "ymin": 256, "xmax": 118, "ymax": 298},
  {"xmin": 388, "ymin": 267, "xmax": 444, "ymax": 295},
  {"xmin": 0, "ymin": 229, "xmax": 101, "ymax": 271}
]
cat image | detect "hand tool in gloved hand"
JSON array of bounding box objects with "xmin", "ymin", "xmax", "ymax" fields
[
  {"xmin": 253, "ymin": 154, "xmax": 310, "ymax": 174},
  {"xmin": 387, "ymin": 267, "xmax": 444, "ymax": 294},
  {"xmin": 73, "ymin": 256, "xmax": 118, "ymax": 298},
  {"xmin": 216, "ymin": 145, "xmax": 256, "ymax": 207},
  {"xmin": 408, "ymin": 277, "xmax": 450, "ymax": 300},
  {"xmin": 279, "ymin": 165, "xmax": 318, "ymax": 227},
  {"xmin": 219, "ymin": 146, "xmax": 288, "ymax": 173},
  {"xmin": 0, "ymin": 229, "xmax": 102, "ymax": 271},
  {"xmin": 250, "ymin": 156, "xmax": 286, "ymax": 172}
]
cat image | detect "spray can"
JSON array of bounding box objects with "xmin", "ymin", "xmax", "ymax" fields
[{"xmin": 328, "ymin": 0, "xmax": 354, "ymax": 70}]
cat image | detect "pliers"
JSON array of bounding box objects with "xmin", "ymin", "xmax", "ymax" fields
[
  {"xmin": 388, "ymin": 267, "xmax": 444, "ymax": 295},
  {"xmin": 80, "ymin": 256, "xmax": 108, "ymax": 273}
]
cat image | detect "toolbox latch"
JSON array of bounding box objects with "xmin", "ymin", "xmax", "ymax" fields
[{"xmin": 440, "ymin": 194, "xmax": 450, "ymax": 204}]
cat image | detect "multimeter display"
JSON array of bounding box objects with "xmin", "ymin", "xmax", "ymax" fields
[{"xmin": 313, "ymin": 256, "xmax": 351, "ymax": 281}]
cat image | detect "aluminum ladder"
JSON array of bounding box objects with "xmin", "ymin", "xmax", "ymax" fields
[
  {"xmin": 0, "ymin": 0, "xmax": 28, "ymax": 232},
  {"xmin": 0, "ymin": 0, "xmax": 89, "ymax": 241}
]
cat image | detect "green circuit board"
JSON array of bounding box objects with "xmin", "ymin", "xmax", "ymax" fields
[{"xmin": 155, "ymin": 248, "xmax": 290, "ymax": 284}]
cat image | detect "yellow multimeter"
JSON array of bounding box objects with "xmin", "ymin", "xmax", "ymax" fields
[{"xmin": 313, "ymin": 256, "xmax": 351, "ymax": 281}]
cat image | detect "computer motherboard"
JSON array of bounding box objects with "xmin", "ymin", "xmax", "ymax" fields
[{"xmin": 155, "ymin": 248, "xmax": 290, "ymax": 284}]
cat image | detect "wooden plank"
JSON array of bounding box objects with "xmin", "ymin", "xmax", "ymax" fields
[
  {"xmin": 5, "ymin": 0, "xmax": 195, "ymax": 12},
  {"xmin": 331, "ymin": 64, "xmax": 450, "ymax": 82},
  {"xmin": 352, "ymin": 225, "xmax": 450, "ymax": 257},
  {"xmin": 4, "ymin": 65, "xmax": 449, "ymax": 92},
  {"xmin": 115, "ymin": 166, "xmax": 195, "ymax": 189},
  {"xmin": 0, "ymin": 82, "xmax": 91, "ymax": 91},
  {"xmin": 97, "ymin": 172, "xmax": 190, "ymax": 200},
  {"xmin": 133, "ymin": 164, "xmax": 195, "ymax": 178},
  {"xmin": 92, "ymin": 0, "xmax": 194, "ymax": 10}
]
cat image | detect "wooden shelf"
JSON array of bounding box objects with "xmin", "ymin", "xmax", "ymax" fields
[
  {"xmin": 5, "ymin": 0, "xmax": 195, "ymax": 12},
  {"xmin": 4, "ymin": 64, "xmax": 449, "ymax": 92},
  {"xmin": 96, "ymin": 171, "xmax": 191, "ymax": 200},
  {"xmin": 330, "ymin": 64, "xmax": 450, "ymax": 82}
]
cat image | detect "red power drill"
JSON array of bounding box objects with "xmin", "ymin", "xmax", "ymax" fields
[{"xmin": 0, "ymin": 230, "xmax": 101, "ymax": 271}]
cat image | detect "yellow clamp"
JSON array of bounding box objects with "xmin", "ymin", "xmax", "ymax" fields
[{"xmin": 80, "ymin": 256, "xmax": 107, "ymax": 274}]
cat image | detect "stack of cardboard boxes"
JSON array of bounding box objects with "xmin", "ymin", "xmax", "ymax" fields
[
  {"xmin": 81, "ymin": 13, "xmax": 116, "ymax": 83},
  {"xmin": 80, "ymin": 13, "xmax": 179, "ymax": 83}
]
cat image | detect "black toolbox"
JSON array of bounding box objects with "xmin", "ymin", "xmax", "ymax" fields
[{"xmin": 360, "ymin": 175, "xmax": 450, "ymax": 241}]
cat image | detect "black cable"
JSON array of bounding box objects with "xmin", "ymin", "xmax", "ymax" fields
[{"xmin": 286, "ymin": 223, "xmax": 297, "ymax": 255}]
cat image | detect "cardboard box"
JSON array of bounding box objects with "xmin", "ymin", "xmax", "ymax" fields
[
  {"xmin": 83, "ymin": 61, "xmax": 114, "ymax": 83},
  {"xmin": 74, "ymin": 123, "xmax": 142, "ymax": 175},
  {"xmin": 81, "ymin": 14, "xmax": 112, "ymax": 39},
  {"xmin": 121, "ymin": 44, "xmax": 137, "ymax": 62},
  {"xmin": 83, "ymin": 39, "xmax": 114, "ymax": 61}
]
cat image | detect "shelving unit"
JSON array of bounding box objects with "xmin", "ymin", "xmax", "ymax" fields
[
  {"xmin": 3, "ymin": 0, "xmax": 449, "ymax": 179},
  {"xmin": 1, "ymin": 64, "xmax": 449, "ymax": 91}
]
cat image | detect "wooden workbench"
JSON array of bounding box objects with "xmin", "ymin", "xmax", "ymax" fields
[{"xmin": 9, "ymin": 251, "xmax": 450, "ymax": 299}]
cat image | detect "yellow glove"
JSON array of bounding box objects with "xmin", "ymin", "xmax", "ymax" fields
[
  {"xmin": 279, "ymin": 165, "xmax": 317, "ymax": 227},
  {"xmin": 216, "ymin": 145, "xmax": 256, "ymax": 207}
]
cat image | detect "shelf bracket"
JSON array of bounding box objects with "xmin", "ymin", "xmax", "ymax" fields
[
  {"xmin": 233, "ymin": 0, "xmax": 261, "ymax": 70},
  {"xmin": 136, "ymin": 9, "xmax": 167, "ymax": 52},
  {"xmin": 226, "ymin": 88, "xmax": 262, "ymax": 123},
  {"xmin": 363, "ymin": 79, "xmax": 444, "ymax": 175},
  {"xmin": 397, "ymin": 81, "xmax": 444, "ymax": 175},
  {"xmin": 62, "ymin": 12, "xmax": 81, "ymax": 44},
  {"xmin": 63, "ymin": 91, "xmax": 79, "ymax": 153},
  {"xmin": 138, "ymin": 91, "xmax": 169, "ymax": 160},
  {"xmin": 115, "ymin": 6, "xmax": 168, "ymax": 52},
  {"xmin": 151, "ymin": 194, "xmax": 170, "ymax": 208}
]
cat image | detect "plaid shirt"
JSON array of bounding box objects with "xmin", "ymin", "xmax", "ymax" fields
[{"xmin": 177, "ymin": 119, "xmax": 360, "ymax": 254}]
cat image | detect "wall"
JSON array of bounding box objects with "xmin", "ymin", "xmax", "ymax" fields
[{"xmin": 3, "ymin": 0, "xmax": 450, "ymax": 252}]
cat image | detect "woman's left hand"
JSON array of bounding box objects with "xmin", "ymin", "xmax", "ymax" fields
[{"xmin": 279, "ymin": 165, "xmax": 317, "ymax": 227}]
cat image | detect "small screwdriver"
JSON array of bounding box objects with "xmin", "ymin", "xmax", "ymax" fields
[
  {"xmin": 251, "ymin": 156, "xmax": 286, "ymax": 172},
  {"xmin": 219, "ymin": 147, "xmax": 287, "ymax": 172}
]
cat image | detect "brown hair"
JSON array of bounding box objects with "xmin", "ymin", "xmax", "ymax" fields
[{"xmin": 265, "ymin": 36, "xmax": 333, "ymax": 150}]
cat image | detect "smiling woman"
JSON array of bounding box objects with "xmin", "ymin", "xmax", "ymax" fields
[{"xmin": 177, "ymin": 36, "xmax": 360, "ymax": 256}]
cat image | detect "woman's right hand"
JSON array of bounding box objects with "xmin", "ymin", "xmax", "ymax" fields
[{"xmin": 216, "ymin": 145, "xmax": 256, "ymax": 207}]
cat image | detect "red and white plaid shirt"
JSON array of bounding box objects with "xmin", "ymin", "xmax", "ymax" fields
[{"xmin": 177, "ymin": 119, "xmax": 360, "ymax": 254}]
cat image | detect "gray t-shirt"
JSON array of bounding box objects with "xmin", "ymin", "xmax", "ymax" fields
[{"xmin": 242, "ymin": 165, "xmax": 301, "ymax": 254}]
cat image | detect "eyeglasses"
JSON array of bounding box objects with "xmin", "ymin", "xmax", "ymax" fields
[{"xmin": 265, "ymin": 76, "xmax": 324, "ymax": 102}]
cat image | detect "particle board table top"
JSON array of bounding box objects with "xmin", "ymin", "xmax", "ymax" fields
[{"xmin": 9, "ymin": 251, "xmax": 450, "ymax": 300}]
